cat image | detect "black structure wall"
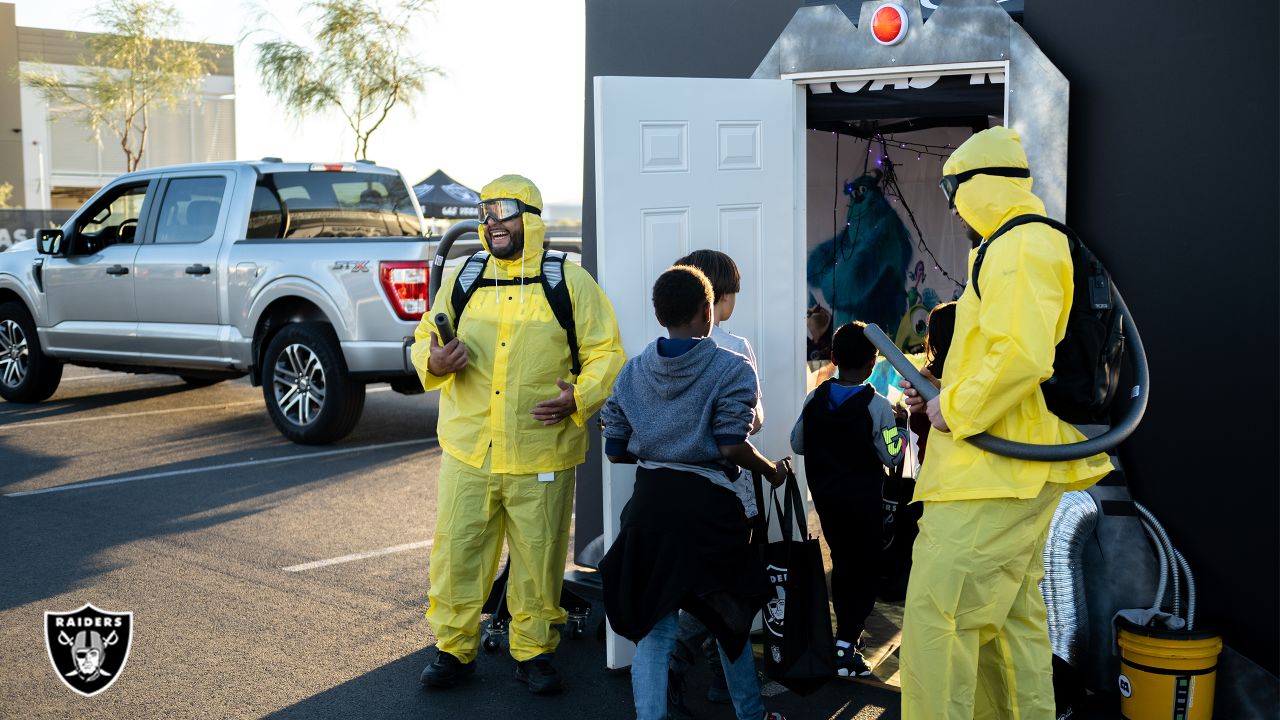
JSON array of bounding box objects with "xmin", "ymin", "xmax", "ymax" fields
[
  {"xmin": 583, "ymin": 0, "xmax": 1279, "ymax": 674},
  {"xmin": 1024, "ymin": 0, "xmax": 1280, "ymax": 675}
]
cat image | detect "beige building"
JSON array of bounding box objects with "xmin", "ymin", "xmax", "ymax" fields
[{"xmin": 0, "ymin": 2, "xmax": 235, "ymax": 210}]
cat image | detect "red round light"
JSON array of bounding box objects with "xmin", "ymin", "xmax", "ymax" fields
[{"xmin": 872, "ymin": 4, "xmax": 908, "ymax": 46}]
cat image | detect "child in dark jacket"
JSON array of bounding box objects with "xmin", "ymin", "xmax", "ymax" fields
[{"xmin": 790, "ymin": 321, "xmax": 904, "ymax": 676}]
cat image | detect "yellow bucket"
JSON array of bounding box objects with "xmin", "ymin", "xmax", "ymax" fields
[{"xmin": 1116, "ymin": 618, "xmax": 1222, "ymax": 720}]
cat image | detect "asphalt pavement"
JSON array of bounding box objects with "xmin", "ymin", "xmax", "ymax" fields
[{"xmin": 0, "ymin": 368, "xmax": 902, "ymax": 719}]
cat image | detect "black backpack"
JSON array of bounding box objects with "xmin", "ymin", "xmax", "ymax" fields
[
  {"xmin": 971, "ymin": 215, "xmax": 1124, "ymax": 425},
  {"xmin": 448, "ymin": 249, "xmax": 581, "ymax": 376}
]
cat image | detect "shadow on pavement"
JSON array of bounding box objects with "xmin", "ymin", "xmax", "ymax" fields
[
  {"xmin": 0, "ymin": 377, "xmax": 201, "ymax": 424},
  {"xmin": 0, "ymin": 436, "xmax": 69, "ymax": 485},
  {"xmin": 267, "ymin": 601, "xmax": 903, "ymax": 720},
  {"xmin": 0, "ymin": 432, "xmax": 436, "ymax": 612}
]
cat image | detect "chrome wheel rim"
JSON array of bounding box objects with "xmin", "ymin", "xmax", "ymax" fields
[
  {"xmin": 272, "ymin": 343, "xmax": 326, "ymax": 426},
  {"xmin": 0, "ymin": 319, "xmax": 29, "ymax": 389}
]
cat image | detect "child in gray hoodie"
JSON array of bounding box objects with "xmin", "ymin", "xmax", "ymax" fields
[{"xmin": 600, "ymin": 265, "xmax": 789, "ymax": 720}]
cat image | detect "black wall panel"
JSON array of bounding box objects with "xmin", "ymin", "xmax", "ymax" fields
[{"xmin": 1024, "ymin": 0, "xmax": 1279, "ymax": 675}]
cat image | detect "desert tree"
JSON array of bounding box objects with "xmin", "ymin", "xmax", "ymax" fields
[
  {"xmin": 254, "ymin": 0, "xmax": 438, "ymax": 160},
  {"xmin": 19, "ymin": 0, "xmax": 216, "ymax": 173}
]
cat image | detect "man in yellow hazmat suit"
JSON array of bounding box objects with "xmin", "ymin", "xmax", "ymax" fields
[
  {"xmin": 899, "ymin": 127, "xmax": 1113, "ymax": 719},
  {"xmin": 412, "ymin": 175, "xmax": 625, "ymax": 693}
]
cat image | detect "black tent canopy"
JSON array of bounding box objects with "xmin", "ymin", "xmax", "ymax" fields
[{"xmin": 413, "ymin": 169, "xmax": 481, "ymax": 219}]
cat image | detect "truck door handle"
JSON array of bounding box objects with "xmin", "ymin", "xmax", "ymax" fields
[
  {"xmin": 185, "ymin": 264, "xmax": 212, "ymax": 276},
  {"xmin": 105, "ymin": 265, "xmax": 129, "ymax": 276}
]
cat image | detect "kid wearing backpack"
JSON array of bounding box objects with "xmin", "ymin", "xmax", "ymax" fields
[{"xmin": 790, "ymin": 321, "xmax": 904, "ymax": 676}]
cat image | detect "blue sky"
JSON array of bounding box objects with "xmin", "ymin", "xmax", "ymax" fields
[{"xmin": 13, "ymin": 0, "xmax": 587, "ymax": 203}]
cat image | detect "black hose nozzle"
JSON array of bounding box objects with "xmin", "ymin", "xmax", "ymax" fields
[
  {"xmin": 862, "ymin": 286, "xmax": 1148, "ymax": 462},
  {"xmin": 434, "ymin": 312, "xmax": 455, "ymax": 345}
]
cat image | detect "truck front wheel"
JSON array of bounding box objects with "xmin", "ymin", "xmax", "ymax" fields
[
  {"xmin": 262, "ymin": 322, "xmax": 365, "ymax": 445},
  {"xmin": 0, "ymin": 302, "xmax": 63, "ymax": 403}
]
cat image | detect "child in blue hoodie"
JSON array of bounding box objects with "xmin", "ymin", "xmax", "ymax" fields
[{"xmin": 600, "ymin": 265, "xmax": 789, "ymax": 720}]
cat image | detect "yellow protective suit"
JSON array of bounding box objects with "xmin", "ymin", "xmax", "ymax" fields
[
  {"xmin": 901, "ymin": 128, "xmax": 1113, "ymax": 719},
  {"xmin": 411, "ymin": 175, "xmax": 625, "ymax": 662}
]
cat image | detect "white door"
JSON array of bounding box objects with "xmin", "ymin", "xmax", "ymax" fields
[{"xmin": 594, "ymin": 75, "xmax": 807, "ymax": 669}]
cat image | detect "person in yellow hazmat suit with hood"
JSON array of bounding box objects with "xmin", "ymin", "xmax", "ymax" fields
[
  {"xmin": 898, "ymin": 127, "xmax": 1113, "ymax": 719},
  {"xmin": 411, "ymin": 175, "xmax": 625, "ymax": 694}
]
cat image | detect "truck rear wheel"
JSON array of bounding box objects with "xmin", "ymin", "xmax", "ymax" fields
[
  {"xmin": 262, "ymin": 322, "xmax": 365, "ymax": 445},
  {"xmin": 0, "ymin": 301, "xmax": 63, "ymax": 403}
]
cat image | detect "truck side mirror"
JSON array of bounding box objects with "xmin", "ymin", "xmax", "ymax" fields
[{"xmin": 36, "ymin": 228, "xmax": 64, "ymax": 256}]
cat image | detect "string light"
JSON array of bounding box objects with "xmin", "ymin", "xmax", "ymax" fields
[{"xmin": 863, "ymin": 134, "xmax": 965, "ymax": 291}]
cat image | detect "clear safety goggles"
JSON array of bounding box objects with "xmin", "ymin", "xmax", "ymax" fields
[
  {"xmin": 476, "ymin": 198, "xmax": 541, "ymax": 224},
  {"xmin": 938, "ymin": 166, "xmax": 1031, "ymax": 209}
]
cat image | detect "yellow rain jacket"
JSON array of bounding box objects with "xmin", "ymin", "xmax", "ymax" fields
[
  {"xmin": 915, "ymin": 127, "xmax": 1112, "ymax": 502},
  {"xmin": 411, "ymin": 175, "xmax": 626, "ymax": 474}
]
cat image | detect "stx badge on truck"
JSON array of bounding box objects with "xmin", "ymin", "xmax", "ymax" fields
[
  {"xmin": 44, "ymin": 603, "xmax": 134, "ymax": 697},
  {"xmin": 333, "ymin": 260, "xmax": 371, "ymax": 272}
]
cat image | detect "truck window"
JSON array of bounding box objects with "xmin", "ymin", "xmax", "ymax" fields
[
  {"xmin": 247, "ymin": 185, "xmax": 284, "ymax": 239},
  {"xmin": 154, "ymin": 177, "xmax": 227, "ymax": 244},
  {"xmin": 77, "ymin": 183, "xmax": 148, "ymax": 250},
  {"xmin": 249, "ymin": 171, "xmax": 422, "ymax": 239}
]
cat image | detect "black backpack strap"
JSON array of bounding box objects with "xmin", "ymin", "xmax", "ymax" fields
[
  {"xmin": 449, "ymin": 250, "xmax": 492, "ymax": 330},
  {"xmin": 972, "ymin": 214, "xmax": 1074, "ymax": 299},
  {"xmin": 539, "ymin": 250, "xmax": 581, "ymax": 376}
]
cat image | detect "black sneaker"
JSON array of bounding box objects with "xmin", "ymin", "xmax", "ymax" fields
[
  {"xmin": 834, "ymin": 644, "xmax": 872, "ymax": 677},
  {"xmin": 515, "ymin": 654, "xmax": 563, "ymax": 694},
  {"xmin": 420, "ymin": 650, "xmax": 475, "ymax": 688},
  {"xmin": 668, "ymin": 668, "xmax": 695, "ymax": 719}
]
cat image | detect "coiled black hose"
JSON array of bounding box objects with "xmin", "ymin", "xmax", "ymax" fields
[
  {"xmin": 428, "ymin": 219, "xmax": 481, "ymax": 303},
  {"xmin": 863, "ymin": 285, "xmax": 1149, "ymax": 461}
]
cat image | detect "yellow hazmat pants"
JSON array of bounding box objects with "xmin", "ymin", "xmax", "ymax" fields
[
  {"xmin": 427, "ymin": 451, "xmax": 576, "ymax": 663},
  {"xmin": 901, "ymin": 483, "xmax": 1064, "ymax": 720}
]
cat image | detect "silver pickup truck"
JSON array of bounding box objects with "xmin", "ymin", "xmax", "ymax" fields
[{"xmin": 0, "ymin": 159, "xmax": 439, "ymax": 444}]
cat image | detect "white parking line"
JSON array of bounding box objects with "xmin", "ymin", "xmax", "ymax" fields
[
  {"xmin": 3, "ymin": 437, "xmax": 437, "ymax": 497},
  {"xmin": 60, "ymin": 372, "xmax": 126, "ymax": 383},
  {"xmin": 0, "ymin": 400, "xmax": 263, "ymax": 429},
  {"xmin": 282, "ymin": 540, "xmax": 432, "ymax": 572},
  {"xmin": 1, "ymin": 386, "xmax": 398, "ymax": 430}
]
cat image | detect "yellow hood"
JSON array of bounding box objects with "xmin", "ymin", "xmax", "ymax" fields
[
  {"xmin": 943, "ymin": 126, "xmax": 1045, "ymax": 238},
  {"xmin": 479, "ymin": 174, "xmax": 546, "ymax": 270}
]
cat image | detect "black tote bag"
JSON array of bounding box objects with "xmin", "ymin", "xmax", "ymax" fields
[
  {"xmin": 759, "ymin": 470, "xmax": 836, "ymax": 695},
  {"xmin": 878, "ymin": 459, "xmax": 922, "ymax": 602}
]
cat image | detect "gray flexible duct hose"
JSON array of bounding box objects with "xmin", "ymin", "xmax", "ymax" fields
[
  {"xmin": 1040, "ymin": 491, "xmax": 1098, "ymax": 667},
  {"xmin": 862, "ymin": 283, "xmax": 1148, "ymax": 461},
  {"xmin": 428, "ymin": 220, "xmax": 481, "ymax": 304},
  {"xmin": 1173, "ymin": 548, "xmax": 1197, "ymax": 630},
  {"xmin": 1136, "ymin": 503, "xmax": 1182, "ymax": 619}
]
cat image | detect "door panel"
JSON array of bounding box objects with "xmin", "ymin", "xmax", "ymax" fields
[
  {"xmin": 133, "ymin": 173, "xmax": 234, "ymax": 363},
  {"xmin": 594, "ymin": 76, "xmax": 805, "ymax": 668},
  {"xmin": 42, "ymin": 182, "xmax": 151, "ymax": 357}
]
